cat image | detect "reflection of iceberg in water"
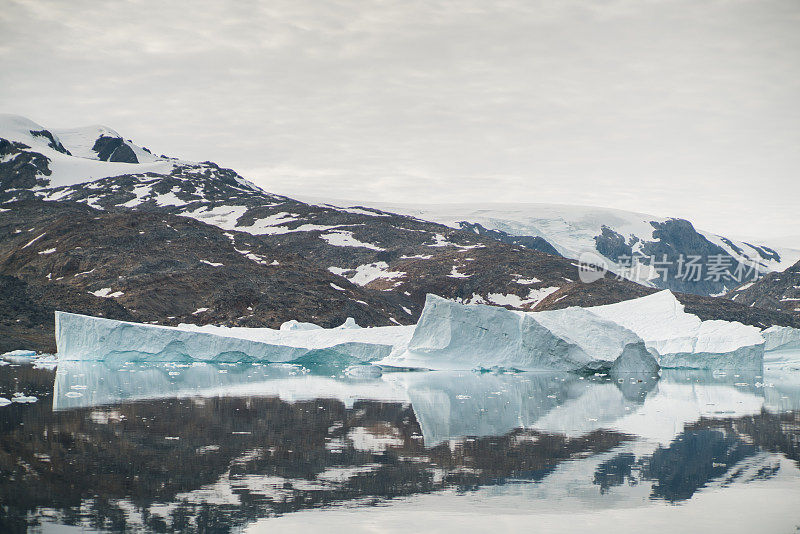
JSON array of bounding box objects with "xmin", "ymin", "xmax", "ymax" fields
[
  {"xmin": 390, "ymin": 371, "xmax": 582, "ymax": 446},
  {"xmin": 53, "ymin": 361, "xmax": 409, "ymax": 411},
  {"xmin": 55, "ymin": 359, "xmax": 660, "ymax": 446},
  {"xmin": 388, "ymin": 371, "xmax": 657, "ymax": 446},
  {"xmin": 29, "ymin": 357, "xmax": 800, "ymax": 532},
  {"xmin": 54, "ymin": 357, "xmax": 797, "ymax": 452}
]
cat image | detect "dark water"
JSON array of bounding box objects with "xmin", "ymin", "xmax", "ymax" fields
[{"xmin": 1, "ymin": 360, "xmax": 799, "ymax": 533}]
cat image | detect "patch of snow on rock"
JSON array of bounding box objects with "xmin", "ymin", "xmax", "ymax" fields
[
  {"xmin": 320, "ymin": 230, "xmax": 385, "ymax": 251},
  {"xmin": 90, "ymin": 287, "xmax": 124, "ymax": 298},
  {"xmin": 347, "ymin": 262, "xmax": 406, "ymax": 286}
]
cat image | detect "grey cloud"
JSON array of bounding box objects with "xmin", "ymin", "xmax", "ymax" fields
[{"xmin": 1, "ymin": 0, "xmax": 798, "ymax": 239}]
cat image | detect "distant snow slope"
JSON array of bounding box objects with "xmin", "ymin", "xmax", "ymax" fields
[
  {"xmin": 303, "ymin": 198, "xmax": 800, "ymax": 296},
  {"xmin": 53, "ymin": 125, "xmax": 163, "ymax": 163}
]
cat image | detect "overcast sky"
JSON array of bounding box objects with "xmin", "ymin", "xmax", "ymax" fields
[{"xmin": 1, "ymin": 0, "xmax": 798, "ymax": 241}]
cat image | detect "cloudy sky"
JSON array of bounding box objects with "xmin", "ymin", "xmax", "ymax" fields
[{"xmin": 1, "ymin": 0, "xmax": 798, "ymax": 241}]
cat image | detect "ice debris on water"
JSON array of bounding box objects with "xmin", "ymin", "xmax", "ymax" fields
[
  {"xmin": 11, "ymin": 393, "xmax": 37, "ymax": 403},
  {"xmin": 2, "ymin": 349, "xmax": 37, "ymax": 363}
]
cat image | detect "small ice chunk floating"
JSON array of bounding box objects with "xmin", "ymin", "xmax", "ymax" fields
[{"xmin": 55, "ymin": 290, "xmax": 787, "ymax": 371}]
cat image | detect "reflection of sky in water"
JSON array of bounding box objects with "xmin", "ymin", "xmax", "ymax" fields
[{"xmin": 0, "ymin": 360, "xmax": 799, "ymax": 533}]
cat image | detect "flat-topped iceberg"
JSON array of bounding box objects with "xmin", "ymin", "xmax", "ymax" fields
[
  {"xmin": 587, "ymin": 290, "xmax": 765, "ymax": 371},
  {"xmin": 55, "ymin": 311, "xmax": 412, "ymax": 363},
  {"xmin": 377, "ymin": 294, "xmax": 659, "ymax": 372}
]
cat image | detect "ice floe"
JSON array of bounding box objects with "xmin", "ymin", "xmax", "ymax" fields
[
  {"xmin": 2, "ymin": 349, "xmax": 37, "ymax": 363},
  {"xmin": 55, "ymin": 311, "xmax": 412, "ymax": 364}
]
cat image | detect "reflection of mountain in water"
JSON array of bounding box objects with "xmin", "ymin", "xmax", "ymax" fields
[
  {"xmin": 594, "ymin": 409, "xmax": 800, "ymax": 502},
  {"xmin": 0, "ymin": 363, "xmax": 798, "ymax": 532}
]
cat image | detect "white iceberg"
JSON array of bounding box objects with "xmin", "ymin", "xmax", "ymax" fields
[
  {"xmin": 760, "ymin": 325, "xmax": 800, "ymax": 368},
  {"xmin": 2, "ymin": 349, "xmax": 37, "ymax": 363},
  {"xmin": 762, "ymin": 325, "xmax": 800, "ymax": 352},
  {"xmin": 279, "ymin": 320, "xmax": 323, "ymax": 331},
  {"xmin": 378, "ymin": 294, "xmax": 658, "ymax": 372},
  {"xmin": 588, "ymin": 290, "xmax": 765, "ymax": 371},
  {"xmin": 55, "ymin": 311, "xmax": 412, "ymax": 363},
  {"xmin": 54, "ymin": 290, "xmax": 768, "ymax": 372}
]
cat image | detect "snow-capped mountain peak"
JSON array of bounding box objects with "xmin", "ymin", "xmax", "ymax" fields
[{"xmin": 51, "ymin": 124, "xmax": 162, "ymax": 164}]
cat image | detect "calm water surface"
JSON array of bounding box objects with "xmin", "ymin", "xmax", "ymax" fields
[{"xmin": 1, "ymin": 359, "xmax": 799, "ymax": 533}]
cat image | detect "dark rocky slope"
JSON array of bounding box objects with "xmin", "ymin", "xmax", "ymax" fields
[
  {"xmin": 0, "ymin": 200, "xmax": 409, "ymax": 352},
  {"xmin": 726, "ymin": 260, "xmax": 800, "ymax": 316}
]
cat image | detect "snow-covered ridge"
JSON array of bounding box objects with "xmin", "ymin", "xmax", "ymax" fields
[
  {"xmin": 52, "ymin": 124, "xmax": 162, "ymax": 164},
  {"xmin": 303, "ymin": 198, "xmax": 800, "ymax": 295},
  {"xmin": 0, "ymin": 114, "xmax": 267, "ymax": 200},
  {"xmin": 0, "ymin": 113, "xmax": 175, "ymax": 188}
]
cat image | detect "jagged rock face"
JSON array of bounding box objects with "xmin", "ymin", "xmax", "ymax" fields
[
  {"xmin": 594, "ymin": 219, "xmax": 767, "ymax": 296},
  {"xmin": 29, "ymin": 129, "xmax": 70, "ymax": 155},
  {"xmin": 457, "ymin": 221, "xmax": 561, "ymax": 256},
  {"xmin": 727, "ymin": 260, "xmax": 800, "ymax": 315},
  {"xmin": 594, "ymin": 225, "xmax": 634, "ymax": 261},
  {"xmin": 0, "ymin": 139, "xmax": 51, "ymax": 190},
  {"xmin": 639, "ymin": 219, "xmax": 744, "ymax": 295},
  {"xmin": 91, "ymin": 135, "xmax": 138, "ymax": 163}
]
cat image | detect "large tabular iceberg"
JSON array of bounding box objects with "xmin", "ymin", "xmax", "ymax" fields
[{"xmin": 55, "ymin": 311, "xmax": 412, "ymax": 363}]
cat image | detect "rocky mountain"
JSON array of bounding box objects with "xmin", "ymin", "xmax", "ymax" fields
[
  {"xmin": 340, "ymin": 202, "xmax": 800, "ymax": 297},
  {"xmin": 2, "ymin": 113, "xmax": 798, "ymax": 352},
  {"xmin": 726, "ymin": 260, "xmax": 800, "ymax": 315}
]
